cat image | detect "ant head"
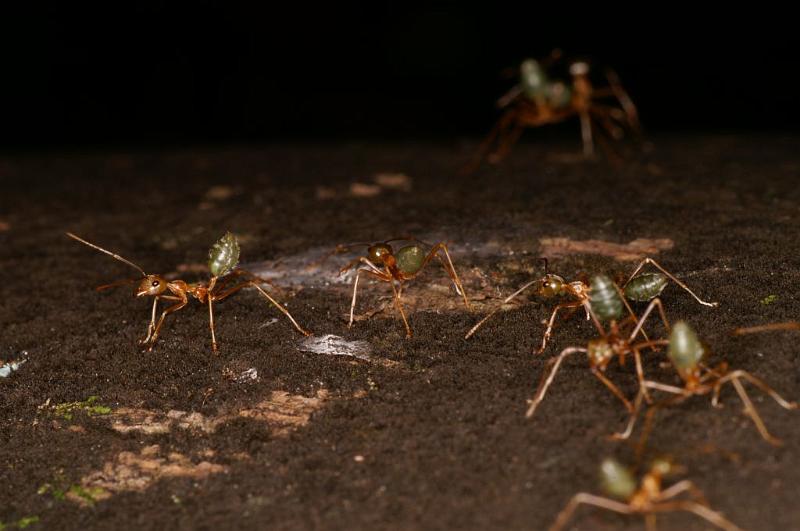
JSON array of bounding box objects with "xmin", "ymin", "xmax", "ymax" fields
[
  {"xmin": 539, "ymin": 274, "xmax": 565, "ymax": 298},
  {"xmin": 569, "ymin": 61, "xmax": 590, "ymax": 77},
  {"xmin": 368, "ymin": 243, "xmax": 393, "ymax": 265},
  {"xmin": 136, "ymin": 275, "xmax": 168, "ymax": 297},
  {"xmin": 650, "ymin": 457, "xmax": 681, "ymax": 477}
]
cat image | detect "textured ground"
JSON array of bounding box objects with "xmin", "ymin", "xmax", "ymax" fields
[{"xmin": 1, "ymin": 135, "xmax": 799, "ymax": 530}]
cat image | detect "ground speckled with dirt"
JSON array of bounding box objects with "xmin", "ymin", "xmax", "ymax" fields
[{"xmin": 1, "ymin": 136, "xmax": 799, "ymax": 530}]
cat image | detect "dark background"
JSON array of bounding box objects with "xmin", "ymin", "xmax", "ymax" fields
[{"xmin": 2, "ymin": 5, "xmax": 798, "ymax": 148}]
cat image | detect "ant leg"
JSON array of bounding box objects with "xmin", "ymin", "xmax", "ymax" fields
[
  {"xmin": 579, "ymin": 110, "xmax": 594, "ymax": 157},
  {"xmin": 141, "ymin": 297, "xmax": 160, "ymax": 345},
  {"xmin": 733, "ymin": 322, "xmax": 800, "ymax": 335},
  {"xmin": 634, "ymin": 391, "xmax": 691, "ymax": 460},
  {"xmin": 651, "ymin": 501, "xmax": 745, "ymax": 531},
  {"xmin": 388, "ymin": 278, "xmax": 412, "ymax": 338},
  {"xmin": 656, "ymin": 480, "xmax": 709, "ymax": 506},
  {"xmin": 421, "ymin": 243, "xmax": 470, "ymax": 309},
  {"xmin": 548, "ymin": 493, "xmax": 633, "ymax": 531},
  {"xmin": 612, "ymin": 388, "xmax": 647, "ymax": 440},
  {"xmin": 535, "ymin": 300, "xmax": 585, "ymax": 355},
  {"xmin": 632, "ymin": 348, "xmax": 652, "ymax": 404},
  {"xmin": 208, "ymin": 297, "xmax": 219, "ymax": 352},
  {"xmin": 723, "ymin": 370, "xmax": 799, "ymax": 410},
  {"xmin": 525, "ymin": 347, "xmax": 587, "ymax": 418},
  {"xmin": 461, "ymin": 111, "xmax": 516, "ymax": 174},
  {"xmin": 645, "ymin": 514, "xmax": 656, "ymax": 531},
  {"xmin": 489, "ymin": 109, "xmax": 529, "ymax": 163},
  {"xmin": 624, "ymin": 258, "xmax": 718, "ymax": 307},
  {"xmin": 626, "ymin": 297, "xmax": 671, "ymax": 344},
  {"xmin": 465, "ymin": 278, "xmax": 541, "ymax": 339},
  {"xmin": 246, "ymin": 282, "xmax": 312, "ymax": 336},
  {"xmin": 721, "ymin": 375, "xmax": 787, "ymax": 445},
  {"xmin": 348, "ymin": 265, "xmax": 392, "ymax": 329},
  {"xmin": 612, "ymin": 281, "xmax": 652, "ymax": 343},
  {"xmin": 591, "ymin": 368, "xmax": 632, "ymax": 412},
  {"xmin": 604, "ymin": 69, "xmax": 641, "ymax": 132},
  {"xmin": 146, "ymin": 297, "xmax": 189, "ymax": 351}
]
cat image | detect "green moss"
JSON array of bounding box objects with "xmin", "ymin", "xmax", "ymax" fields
[
  {"xmin": 0, "ymin": 516, "xmax": 40, "ymax": 530},
  {"xmin": 16, "ymin": 517, "xmax": 39, "ymax": 529},
  {"xmin": 760, "ymin": 294, "xmax": 778, "ymax": 305},
  {"xmin": 52, "ymin": 396, "xmax": 111, "ymax": 421}
]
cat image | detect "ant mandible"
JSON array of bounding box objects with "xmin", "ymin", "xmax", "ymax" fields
[
  {"xmin": 337, "ymin": 237, "xmax": 471, "ymax": 338},
  {"xmin": 67, "ymin": 232, "xmax": 311, "ymax": 352}
]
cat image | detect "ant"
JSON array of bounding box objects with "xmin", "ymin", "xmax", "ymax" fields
[
  {"xmin": 335, "ymin": 237, "xmax": 471, "ymax": 338},
  {"xmin": 464, "ymin": 51, "xmax": 640, "ymax": 172},
  {"xmin": 525, "ymin": 274, "xmax": 671, "ymax": 419},
  {"xmin": 613, "ymin": 321, "xmax": 798, "ymax": 447},
  {"xmin": 67, "ymin": 232, "xmax": 311, "ymax": 352},
  {"xmin": 549, "ymin": 457, "xmax": 743, "ymax": 531},
  {"xmin": 466, "ymin": 257, "xmax": 717, "ymax": 355}
]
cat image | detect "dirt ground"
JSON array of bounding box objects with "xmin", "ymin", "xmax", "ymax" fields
[{"xmin": 1, "ymin": 135, "xmax": 799, "ymax": 530}]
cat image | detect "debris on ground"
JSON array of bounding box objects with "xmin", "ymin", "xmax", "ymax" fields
[{"xmin": 538, "ymin": 237, "xmax": 674, "ymax": 261}]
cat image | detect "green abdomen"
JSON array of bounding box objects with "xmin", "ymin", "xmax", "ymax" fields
[
  {"xmin": 624, "ymin": 273, "xmax": 668, "ymax": 302},
  {"xmin": 589, "ymin": 274, "xmax": 624, "ymax": 322},
  {"xmin": 395, "ymin": 245, "xmax": 426, "ymax": 275}
]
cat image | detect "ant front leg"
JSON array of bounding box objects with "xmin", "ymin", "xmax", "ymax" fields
[
  {"xmin": 141, "ymin": 297, "xmax": 159, "ymax": 345},
  {"xmin": 145, "ymin": 295, "xmax": 189, "ymax": 351},
  {"xmin": 526, "ymin": 347, "xmax": 587, "ymax": 418},
  {"xmin": 348, "ymin": 259, "xmax": 392, "ymax": 329},
  {"xmin": 465, "ymin": 278, "xmax": 541, "ymax": 339},
  {"xmin": 536, "ymin": 300, "xmax": 585, "ymax": 355},
  {"xmin": 140, "ymin": 295, "xmax": 181, "ymax": 346}
]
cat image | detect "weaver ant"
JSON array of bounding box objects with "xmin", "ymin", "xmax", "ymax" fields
[
  {"xmin": 613, "ymin": 321, "xmax": 798, "ymax": 447},
  {"xmin": 465, "ymin": 51, "xmax": 640, "ymax": 172},
  {"xmin": 335, "ymin": 237, "xmax": 470, "ymax": 338},
  {"xmin": 466, "ymin": 257, "xmax": 717, "ymax": 355},
  {"xmin": 525, "ymin": 274, "xmax": 670, "ymax": 419},
  {"xmin": 549, "ymin": 457, "xmax": 743, "ymax": 531},
  {"xmin": 67, "ymin": 232, "xmax": 311, "ymax": 352}
]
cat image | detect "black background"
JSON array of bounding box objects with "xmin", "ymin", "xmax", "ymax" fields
[{"xmin": 2, "ymin": 4, "xmax": 798, "ymax": 148}]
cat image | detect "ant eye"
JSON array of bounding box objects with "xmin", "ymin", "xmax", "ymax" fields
[{"xmin": 151, "ymin": 280, "xmax": 160, "ymax": 287}]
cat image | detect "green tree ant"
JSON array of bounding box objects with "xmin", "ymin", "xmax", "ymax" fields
[
  {"xmin": 466, "ymin": 257, "xmax": 717, "ymax": 355},
  {"xmin": 336, "ymin": 237, "xmax": 471, "ymax": 338},
  {"xmin": 464, "ymin": 51, "xmax": 640, "ymax": 172},
  {"xmin": 525, "ymin": 274, "xmax": 671, "ymax": 419},
  {"xmin": 549, "ymin": 457, "xmax": 744, "ymax": 531},
  {"xmin": 67, "ymin": 232, "xmax": 311, "ymax": 352},
  {"xmin": 613, "ymin": 321, "xmax": 798, "ymax": 447}
]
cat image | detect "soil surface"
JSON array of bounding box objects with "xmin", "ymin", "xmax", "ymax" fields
[{"xmin": 1, "ymin": 135, "xmax": 799, "ymax": 530}]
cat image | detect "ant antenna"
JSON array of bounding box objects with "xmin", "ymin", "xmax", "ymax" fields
[
  {"xmin": 66, "ymin": 232, "xmax": 147, "ymax": 277},
  {"xmin": 539, "ymin": 257, "xmax": 549, "ymax": 275}
]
